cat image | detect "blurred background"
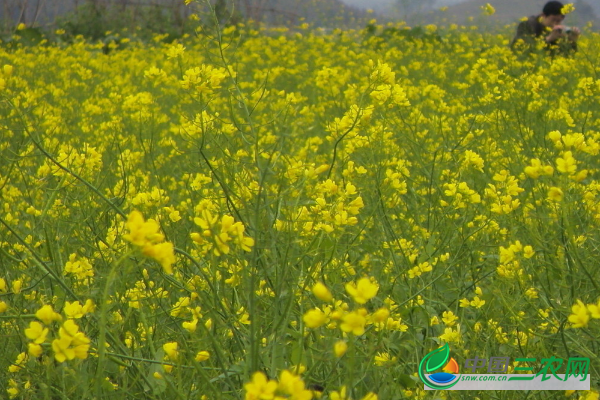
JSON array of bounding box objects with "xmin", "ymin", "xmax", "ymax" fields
[
  {"xmin": 1, "ymin": 0, "xmax": 598, "ymax": 37},
  {"xmin": 345, "ymin": 0, "xmax": 599, "ymax": 24}
]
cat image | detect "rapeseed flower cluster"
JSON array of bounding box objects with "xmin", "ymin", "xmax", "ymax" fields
[
  {"xmin": 191, "ymin": 209, "xmax": 255, "ymax": 256},
  {"xmin": 124, "ymin": 210, "xmax": 176, "ymax": 274},
  {"xmin": 568, "ymin": 299, "xmax": 600, "ymax": 328},
  {"xmin": 8, "ymin": 302, "xmax": 93, "ymax": 393},
  {"xmin": 244, "ymin": 370, "xmax": 313, "ymax": 400}
]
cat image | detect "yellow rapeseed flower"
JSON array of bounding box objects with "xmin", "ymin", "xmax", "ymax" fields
[
  {"xmin": 439, "ymin": 325, "xmax": 461, "ymax": 343},
  {"xmin": 334, "ymin": 341, "xmax": 348, "ymax": 357},
  {"xmin": 374, "ymin": 352, "xmax": 397, "ymax": 366},
  {"xmin": 330, "ymin": 386, "xmax": 348, "ymax": 400},
  {"xmin": 8, "ymin": 352, "xmax": 27, "ymax": 373},
  {"xmin": 312, "ymin": 282, "xmax": 333, "ymax": 302},
  {"xmin": 63, "ymin": 300, "xmax": 94, "ymax": 319},
  {"xmin": 345, "ymin": 277, "xmax": 378, "ymax": 304},
  {"xmin": 470, "ymin": 296, "xmax": 486, "ymax": 308},
  {"xmin": 277, "ymin": 370, "xmax": 313, "ymax": 399},
  {"xmin": 166, "ymin": 43, "xmax": 185, "ymax": 59},
  {"xmin": 28, "ymin": 343, "xmax": 43, "ymax": 357},
  {"xmin": 556, "ymin": 152, "xmax": 577, "ymax": 174},
  {"xmin": 561, "ymin": 3, "xmax": 575, "ymax": 14},
  {"xmin": 340, "ymin": 309, "xmax": 367, "ymax": 335},
  {"xmin": 35, "ymin": 305, "xmax": 62, "ymax": 325},
  {"xmin": 52, "ymin": 320, "xmax": 90, "ymax": 362},
  {"xmin": 25, "ymin": 321, "xmax": 48, "ymax": 344},
  {"xmin": 163, "ymin": 342, "xmax": 179, "ymax": 361},
  {"xmin": 371, "ymin": 307, "xmax": 389, "ymax": 323},
  {"xmin": 195, "ymin": 351, "xmax": 210, "ymax": 362},
  {"xmin": 142, "ymin": 242, "xmax": 176, "ymax": 275},
  {"xmin": 548, "ymin": 187, "xmax": 564, "ymax": 202},
  {"xmin": 124, "ymin": 210, "xmax": 175, "ymax": 274},
  {"xmin": 442, "ymin": 311, "xmax": 458, "ymax": 326},
  {"xmin": 568, "ymin": 300, "xmax": 590, "ymax": 328},
  {"xmin": 182, "ymin": 318, "xmax": 198, "ymax": 333},
  {"xmin": 244, "ymin": 372, "xmax": 278, "ymax": 400},
  {"xmin": 481, "ymin": 3, "xmax": 496, "ymax": 15},
  {"xmin": 303, "ymin": 308, "xmax": 327, "ymax": 329},
  {"xmin": 123, "ymin": 210, "xmax": 164, "ymax": 247},
  {"xmin": 587, "ymin": 300, "xmax": 600, "ymax": 319}
]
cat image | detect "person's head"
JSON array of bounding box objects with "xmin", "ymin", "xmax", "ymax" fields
[{"xmin": 541, "ymin": 1, "xmax": 566, "ymax": 27}]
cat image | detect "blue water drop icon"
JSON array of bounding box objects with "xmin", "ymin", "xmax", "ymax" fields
[{"xmin": 429, "ymin": 372, "xmax": 457, "ymax": 384}]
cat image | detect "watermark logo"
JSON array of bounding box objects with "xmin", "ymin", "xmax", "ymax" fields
[
  {"xmin": 418, "ymin": 343, "xmax": 460, "ymax": 389},
  {"xmin": 418, "ymin": 345, "xmax": 590, "ymax": 391}
]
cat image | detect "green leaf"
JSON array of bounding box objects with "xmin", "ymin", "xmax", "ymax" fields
[
  {"xmin": 290, "ymin": 339, "xmax": 307, "ymax": 366},
  {"xmin": 144, "ymin": 349, "xmax": 166, "ymax": 395},
  {"xmin": 397, "ymin": 374, "xmax": 417, "ymax": 389},
  {"xmin": 210, "ymin": 362, "xmax": 244, "ymax": 383},
  {"xmin": 425, "ymin": 343, "xmax": 449, "ymax": 372}
]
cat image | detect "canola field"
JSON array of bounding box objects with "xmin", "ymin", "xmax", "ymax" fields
[{"xmin": 1, "ymin": 18, "xmax": 600, "ymax": 400}]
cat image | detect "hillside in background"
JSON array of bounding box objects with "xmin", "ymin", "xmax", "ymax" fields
[
  {"xmin": 391, "ymin": 0, "xmax": 599, "ymax": 28},
  {"xmin": 342, "ymin": 0, "xmax": 600, "ymax": 20},
  {"xmin": 2, "ymin": 0, "xmax": 598, "ymax": 37},
  {"xmin": 253, "ymin": 0, "xmax": 372, "ymax": 27},
  {"xmin": 1, "ymin": 0, "xmax": 372, "ymax": 34}
]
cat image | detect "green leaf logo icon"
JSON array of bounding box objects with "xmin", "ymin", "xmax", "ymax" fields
[
  {"xmin": 426, "ymin": 343, "xmax": 450, "ymax": 372},
  {"xmin": 418, "ymin": 343, "xmax": 460, "ymax": 390}
]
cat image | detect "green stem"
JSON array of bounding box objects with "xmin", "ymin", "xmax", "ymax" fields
[{"xmin": 94, "ymin": 250, "xmax": 134, "ymax": 397}]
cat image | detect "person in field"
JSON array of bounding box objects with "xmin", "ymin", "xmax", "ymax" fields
[{"xmin": 510, "ymin": 1, "xmax": 580, "ymax": 55}]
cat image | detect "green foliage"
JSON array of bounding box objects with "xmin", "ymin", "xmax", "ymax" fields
[
  {"xmin": 362, "ymin": 24, "xmax": 443, "ymax": 50},
  {"xmin": 56, "ymin": 1, "xmax": 195, "ymax": 42},
  {"xmin": 0, "ymin": 27, "xmax": 45, "ymax": 47}
]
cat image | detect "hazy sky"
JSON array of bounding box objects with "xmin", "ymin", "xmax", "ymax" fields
[
  {"xmin": 340, "ymin": 0, "xmax": 600, "ymax": 16},
  {"xmin": 340, "ymin": 0, "xmax": 465, "ymax": 12}
]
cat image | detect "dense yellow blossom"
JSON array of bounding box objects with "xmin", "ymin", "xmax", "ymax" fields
[
  {"xmin": 244, "ymin": 372, "xmax": 278, "ymax": 400},
  {"xmin": 2, "ymin": 16, "xmax": 600, "ymax": 399},
  {"xmin": 52, "ymin": 320, "xmax": 91, "ymax": 362},
  {"xmin": 345, "ymin": 277, "xmax": 378, "ymax": 304},
  {"xmin": 124, "ymin": 210, "xmax": 176, "ymax": 274}
]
